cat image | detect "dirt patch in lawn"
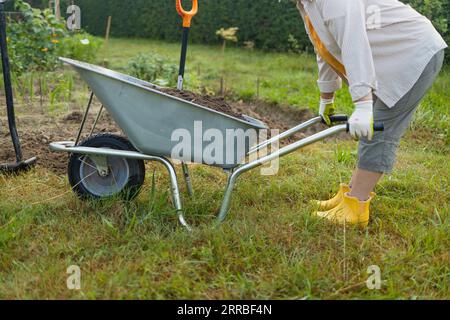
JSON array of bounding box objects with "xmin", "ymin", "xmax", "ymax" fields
[
  {"xmin": 0, "ymin": 109, "xmax": 122, "ymax": 175},
  {"xmin": 0, "ymin": 131, "xmax": 71, "ymax": 175},
  {"xmin": 231, "ymin": 100, "xmax": 324, "ymax": 140}
]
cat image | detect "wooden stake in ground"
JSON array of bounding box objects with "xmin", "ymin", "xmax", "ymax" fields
[
  {"xmin": 103, "ymin": 16, "xmax": 112, "ymax": 66},
  {"xmin": 220, "ymin": 77, "xmax": 225, "ymax": 96},
  {"xmin": 39, "ymin": 73, "xmax": 43, "ymax": 109},
  {"xmin": 256, "ymin": 77, "xmax": 260, "ymax": 98},
  {"xmin": 54, "ymin": 0, "xmax": 61, "ymax": 20}
]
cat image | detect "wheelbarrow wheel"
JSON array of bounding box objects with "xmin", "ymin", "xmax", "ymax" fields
[{"xmin": 68, "ymin": 134, "xmax": 145, "ymax": 201}]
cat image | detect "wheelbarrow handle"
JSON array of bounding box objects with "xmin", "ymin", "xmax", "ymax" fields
[
  {"xmin": 346, "ymin": 122, "xmax": 385, "ymax": 132},
  {"xmin": 327, "ymin": 114, "xmax": 348, "ymax": 124},
  {"xmin": 373, "ymin": 122, "xmax": 384, "ymax": 132},
  {"xmin": 324, "ymin": 114, "xmax": 385, "ymax": 132},
  {"xmin": 176, "ymin": 0, "xmax": 199, "ymax": 28},
  {"xmin": 373, "ymin": 122, "xmax": 385, "ymax": 132}
]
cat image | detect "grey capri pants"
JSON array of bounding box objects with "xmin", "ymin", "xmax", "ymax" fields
[{"xmin": 358, "ymin": 50, "xmax": 445, "ymax": 173}]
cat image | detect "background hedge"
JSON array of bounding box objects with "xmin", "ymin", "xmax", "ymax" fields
[{"xmin": 22, "ymin": 0, "xmax": 449, "ymax": 55}]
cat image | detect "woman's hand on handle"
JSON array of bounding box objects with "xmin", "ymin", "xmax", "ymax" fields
[
  {"xmin": 319, "ymin": 97, "xmax": 336, "ymax": 126},
  {"xmin": 349, "ymin": 100, "xmax": 374, "ymax": 141}
]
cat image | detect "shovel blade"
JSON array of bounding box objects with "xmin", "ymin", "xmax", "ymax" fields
[{"xmin": 0, "ymin": 157, "xmax": 37, "ymax": 175}]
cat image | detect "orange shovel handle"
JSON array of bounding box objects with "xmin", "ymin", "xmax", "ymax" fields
[{"xmin": 176, "ymin": 0, "xmax": 198, "ymax": 28}]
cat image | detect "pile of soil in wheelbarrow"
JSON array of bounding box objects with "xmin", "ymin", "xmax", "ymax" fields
[
  {"xmin": 158, "ymin": 88, "xmax": 325, "ymax": 140},
  {"xmin": 159, "ymin": 88, "xmax": 246, "ymax": 120}
]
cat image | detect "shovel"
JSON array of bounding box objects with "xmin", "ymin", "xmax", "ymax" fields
[
  {"xmin": 0, "ymin": 0, "xmax": 37, "ymax": 174},
  {"xmin": 176, "ymin": 0, "xmax": 198, "ymax": 90},
  {"xmin": 176, "ymin": 0, "xmax": 198, "ymax": 196}
]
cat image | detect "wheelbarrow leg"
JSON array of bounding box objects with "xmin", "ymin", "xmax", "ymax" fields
[
  {"xmin": 216, "ymin": 125, "xmax": 349, "ymax": 225},
  {"xmin": 182, "ymin": 162, "xmax": 194, "ymax": 198},
  {"xmin": 158, "ymin": 158, "xmax": 192, "ymax": 231},
  {"xmin": 217, "ymin": 171, "xmax": 240, "ymax": 224}
]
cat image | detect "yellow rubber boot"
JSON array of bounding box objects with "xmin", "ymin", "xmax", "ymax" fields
[
  {"xmin": 316, "ymin": 192, "xmax": 375, "ymax": 229},
  {"xmin": 316, "ymin": 184, "xmax": 351, "ymax": 211}
]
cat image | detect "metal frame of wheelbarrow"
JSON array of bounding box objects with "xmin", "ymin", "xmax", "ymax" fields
[
  {"xmin": 218, "ymin": 117, "xmax": 384, "ymax": 224},
  {"xmin": 50, "ymin": 113, "xmax": 383, "ymax": 231},
  {"xmin": 50, "ymin": 140, "xmax": 191, "ymax": 230},
  {"xmin": 219, "ymin": 116, "xmax": 348, "ymax": 223}
]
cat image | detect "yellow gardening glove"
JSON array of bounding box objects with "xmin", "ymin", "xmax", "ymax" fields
[{"xmin": 319, "ymin": 97, "xmax": 336, "ymax": 126}]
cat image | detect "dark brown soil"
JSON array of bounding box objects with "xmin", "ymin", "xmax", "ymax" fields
[
  {"xmin": 0, "ymin": 131, "xmax": 71, "ymax": 175},
  {"xmin": 159, "ymin": 88, "xmax": 245, "ymax": 121},
  {"xmin": 157, "ymin": 88, "xmax": 326, "ymax": 141},
  {"xmin": 63, "ymin": 111, "xmax": 84, "ymax": 122},
  {"xmin": 0, "ymin": 110, "xmax": 122, "ymax": 176},
  {"xmin": 231, "ymin": 100, "xmax": 323, "ymax": 137}
]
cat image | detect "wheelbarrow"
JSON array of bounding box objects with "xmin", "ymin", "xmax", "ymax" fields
[{"xmin": 50, "ymin": 58, "xmax": 383, "ymax": 231}]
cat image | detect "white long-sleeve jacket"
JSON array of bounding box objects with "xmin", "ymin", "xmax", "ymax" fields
[{"xmin": 298, "ymin": 0, "xmax": 447, "ymax": 107}]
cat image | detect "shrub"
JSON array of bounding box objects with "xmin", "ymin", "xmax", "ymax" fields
[
  {"xmin": 58, "ymin": 33, "xmax": 101, "ymax": 63},
  {"xmin": 6, "ymin": 0, "xmax": 100, "ymax": 74},
  {"xmin": 126, "ymin": 53, "xmax": 178, "ymax": 87},
  {"xmin": 7, "ymin": 0, "xmax": 67, "ymax": 74}
]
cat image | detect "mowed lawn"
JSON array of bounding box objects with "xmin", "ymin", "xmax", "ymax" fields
[{"xmin": 0, "ymin": 39, "xmax": 448, "ymax": 299}]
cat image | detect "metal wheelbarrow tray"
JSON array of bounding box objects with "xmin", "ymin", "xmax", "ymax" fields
[
  {"xmin": 50, "ymin": 58, "xmax": 374, "ymax": 231},
  {"xmin": 57, "ymin": 58, "xmax": 266, "ymax": 168}
]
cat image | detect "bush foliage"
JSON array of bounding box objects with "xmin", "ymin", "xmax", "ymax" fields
[
  {"xmin": 126, "ymin": 53, "xmax": 178, "ymax": 87},
  {"xmin": 72, "ymin": 0, "xmax": 312, "ymax": 52},
  {"xmin": 59, "ymin": 0, "xmax": 447, "ymax": 55},
  {"xmin": 5, "ymin": 0, "xmax": 100, "ymax": 74}
]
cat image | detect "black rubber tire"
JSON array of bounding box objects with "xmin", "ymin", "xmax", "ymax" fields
[{"xmin": 68, "ymin": 134, "xmax": 145, "ymax": 201}]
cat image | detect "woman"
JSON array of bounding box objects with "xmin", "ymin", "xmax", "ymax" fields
[{"xmin": 297, "ymin": 0, "xmax": 447, "ymax": 228}]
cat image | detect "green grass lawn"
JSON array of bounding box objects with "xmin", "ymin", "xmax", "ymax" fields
[{"xmin": 0, "ymin": 39, "xmax": 448, "ymax": 299}]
